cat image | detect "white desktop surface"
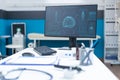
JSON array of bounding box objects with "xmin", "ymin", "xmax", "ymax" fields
[
  {"xmin": 28, "ymin": 33, "xmax": 100, "ymax": 40},
  {"xmin": 6, "ymin": 44, "xmax": 23, "ymax": 48},
  {"xmin": 0, "ymin": 48, "xmax": 119, "ymax": 80}
]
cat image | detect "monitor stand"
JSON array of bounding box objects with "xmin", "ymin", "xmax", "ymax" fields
[{"xmin": 69, "ymin": 37, "xmax": 77, "ymax": 48}]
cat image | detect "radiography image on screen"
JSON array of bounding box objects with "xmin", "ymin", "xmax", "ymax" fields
[
  {"xmin": 45, "ymin": 5, "xmax": 97, "ymax": 38},
  {"xmin": 45, "ymin": 5, "xmax": 97, "ymax": 47}
]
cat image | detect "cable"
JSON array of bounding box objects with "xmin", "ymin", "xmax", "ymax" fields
[
  {"xmin": 54, "ymin": 65, "xmax": 82, "ymax": 72},
  {"xmin": 0, "ymin": 68, "xmax": 53, "ymax": 80}
]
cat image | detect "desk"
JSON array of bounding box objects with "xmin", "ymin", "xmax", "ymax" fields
[
  {"xmin": 0, "ymin": 48, "xmax": 118, "ymax": 80},
  {"xmin": 28, "ymin": 33, "xmax": 101, "ymax": 47}
]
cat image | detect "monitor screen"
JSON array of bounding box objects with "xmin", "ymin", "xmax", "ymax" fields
[{"xmin": 45, "ymin": 5, "xmax": 97, "ymax": 47}]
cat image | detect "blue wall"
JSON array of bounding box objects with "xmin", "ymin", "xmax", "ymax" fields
[
  {"xmin": 0, "ymin": 18, "xmax": 104, "ymax": 58},
  {"xmin": 0, "ymin": 19, "xmax": 7, "ymax": 55},
  {"xmin": 95, "ymin": 19, "xmax": 104, "ymax": 58}
]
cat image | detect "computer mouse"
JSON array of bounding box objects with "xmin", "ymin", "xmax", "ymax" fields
[{"xmin": 22, "ymin": 52, "xmax": 35, "ymax": 57}]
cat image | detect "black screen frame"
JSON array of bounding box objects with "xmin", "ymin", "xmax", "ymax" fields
[{"xmin": 45, "ymin": 5, "xmax": 98, "ymax": 47}]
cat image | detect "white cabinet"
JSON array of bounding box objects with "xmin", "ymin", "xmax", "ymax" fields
[{"xmin": 104, "ymin": 0, "xmax": 119, "ymax": 63}]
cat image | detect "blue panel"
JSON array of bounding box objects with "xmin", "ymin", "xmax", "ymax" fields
[
  {"xmin": 6, "ymin": 19, "xmax": 45, "ymax": 35},
  {"xmin": 94, "ymin": 19, "xmax": 104, "ymax": 58},
  {"xmin": 0, "ymin": 19, "xmax": 6, "ymax": 35},
  {"xmin": 0, "ymin": 19, "xmax": 104, "ymax": 58},
  {"xmin": 0, "ymin": 19, "xmax": 8, "ymax": 56}
]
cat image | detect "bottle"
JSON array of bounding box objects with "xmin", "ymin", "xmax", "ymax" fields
[
  {"xmin": 79, "ymin": 46, "xmax": 86, "ymax": 65},
  {"xmin": 76, "ymin": 45, "xmax": 79, "ymax": 60}
]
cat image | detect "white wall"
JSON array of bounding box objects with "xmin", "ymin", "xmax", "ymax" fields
[{"xmin": 0, "ymin": 0, "xmax": 104, "ymax": 11}]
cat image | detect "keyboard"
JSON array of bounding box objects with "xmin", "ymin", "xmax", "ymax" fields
[{"xmin": 34, "ymin": 46, "xmax": 57, "ymax": 56}]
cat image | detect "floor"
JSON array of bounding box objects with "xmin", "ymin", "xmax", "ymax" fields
[{"xmin": 105, "ymin": 63, "xmax": 120, "ymax": 79}]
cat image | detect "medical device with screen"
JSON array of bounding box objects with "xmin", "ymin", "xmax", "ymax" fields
[{"xmin": 45, "ymin": 5, "xmax": 97, "ymax": 47}]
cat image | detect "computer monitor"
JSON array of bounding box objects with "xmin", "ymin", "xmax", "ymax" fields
[{"xmin": 45, "ymin": 5, "xmax": 97, "ymax": 48}]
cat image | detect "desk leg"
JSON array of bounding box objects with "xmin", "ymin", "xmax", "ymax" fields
[
  {"xmin": 5, "ymin": 38, "xmax": 9, "ymax": 56},
  {"xmin": 33, "ymin": 40, "xmax": 37, "ymax": 48},
  {"xmin": 90, "ymin": 40, "xmax": 93, "ymax": 48}
]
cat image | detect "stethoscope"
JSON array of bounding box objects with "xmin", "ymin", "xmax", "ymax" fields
[{"xmin": 0, "ymin": 68, "xmax": 53, "ymax": 80}]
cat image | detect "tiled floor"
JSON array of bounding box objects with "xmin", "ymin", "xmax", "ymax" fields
[{"xmin": 105, "ymin": 63, "xmax": 120, "ymax": 79}]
